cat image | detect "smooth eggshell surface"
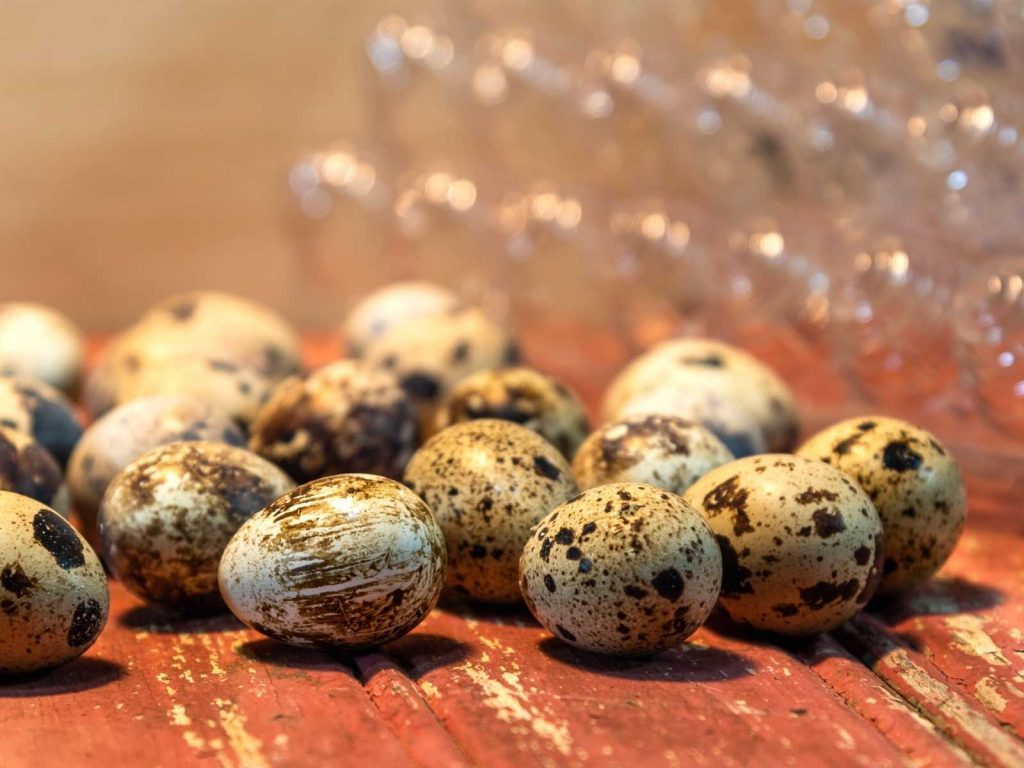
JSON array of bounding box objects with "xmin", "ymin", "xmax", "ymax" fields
[
  {"xmin": 344, "ymin": 282, "xmax": 461, "ymax": 357},
  {"xmin": 0, "ymin": 376, "xmax": 83, "ymax": 467},
  {"xmin": 0, "ymin": 427, "xmax": 69, "ymax": 516},
  {"xmin": 0, "ymin": 303, "xmax": 85, "ymax": 395}
]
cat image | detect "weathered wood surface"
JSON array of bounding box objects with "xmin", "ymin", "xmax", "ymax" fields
[{"xmin": 1, "ymin": 334, "xmax": 1022, "ymax": 768}]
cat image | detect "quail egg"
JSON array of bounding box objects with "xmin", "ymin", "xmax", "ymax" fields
[
  {"xmin": 68, "ymin": 394, "xmax": 247, "ymax": 540},
  {"xmin": 0, "ymin": 376, "xmax": 83, "ymax": 466},
  {"xmin": 249, "ymin": 360, "xmax": 419, "ymax": 483},
  {"xmin": 0, "ymin": 492, "xmax": 109, "ymax": 674},
  {"xmin": 603, "ymin": 339, "xmax": 799, "ymax": 452},
  {"xmin": 436, "ymin": 367, "xmax": 590, "ymax": 458},
  {"xmin": 520, "ymin": 483, "xmax": 722, "ymax": 656},
  {"xmin": 797, "ymin": 416, "xmax": 966, "ymax": 595},
  {"xmin": 572, "ymin": 414, "xmax": 734, "ymax": 495},
  {"xmin": 404, "ymin": 419, "xmax": 577, "ymax": 603},
  {"xmin": 684, "ymin": 454, "xmax": 884, "ymax": 635},
  {"xmin": 0, "ymin": 303, "xmax": 85, "ymax": 395},
  {"xmin": 218, "ymin": 474, "xmax": 447, "ymax": 650},
  {"xmin": 363, "ymin": 307, "xmax": 520, "ymax": 428},
  {"xmin": 0, "ymin": 427, "xmax": 69, "ymax": 516},
  {"xmin": 100, "ymin": 441, "xmax": 294, "ymax": 611},
  {"xmin": 344, "ymin": 282, "xmax": 461, "ymax": 357},
  {"xmin": 615, "ymin": 385, "xmax": 767, "ymax": 458}
]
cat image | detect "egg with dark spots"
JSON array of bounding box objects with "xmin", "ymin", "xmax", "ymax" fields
[
  {"xmin": 218, "ymin": 474, "xmax": 446, "ymax": 650},
  {"xmin": 603, "ymin": 339, "xmax": 798, "ymax": 452},
  {"xmin": 0, "ymin": 375, "xmax": 83, "ymax": 467},
  {"xmin": 67, "ymin": 395, "xmax": 247, "ymax": 543},
  {"xmin": 99, "ymin": 441, "xmax": 294, "ymax": 611},
  {"xmin": 797, "ymin": 416, "xmax": 966, "ymax": 595},
  {"xmin": 0, "ymin": 303, "xmax": 85, "ymax": 395},
  {"xmin": 436, "ymin": 367, "xmax": 589, "ymax": 458},
  {"xmin": 404, "ymin": 419, "xmax": 577, "ymax": 603},
  {"xmin": 343, "ymin": 282, "xmax": 461, "ymax": 357},
  {"xmin": 519, "ymin": 483, "xmax": 721, "ymax": 656},
  {"xmin": 249, "ymin": 360, "xmax": 419, "ymax": 483},
  {"xmin": 0, "ymin": 427, "xmax": 69, "ymax": 516},
  {"xmin": 572, "ymin": 414, "xmax": 734, "ymax": 495},
  {"xmin": 362, "ymin": 307, "xmax": 520, "ymax": 431},
  {"xmin": 683, "ymin": 454, "xmax": 884, "ymax": 635},
  {"xmin": 0, "ymin": 491, "xmax": 109, "ymax": 674}
]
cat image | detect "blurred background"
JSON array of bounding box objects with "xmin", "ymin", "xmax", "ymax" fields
[{"xmin": 5, "ymin": 0, "xmax": 1024, "ymax": 449}]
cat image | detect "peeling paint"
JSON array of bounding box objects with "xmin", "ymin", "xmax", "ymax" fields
[{"xmin": 945, "ymin": 615, "xmax": 1010, "ymax": 666}]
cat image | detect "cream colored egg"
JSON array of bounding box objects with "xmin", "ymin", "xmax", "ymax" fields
[
  {"xmin": 0, "ymin": 303, "xmax": 85, "ymax": 395},
  {"xmin": 344, "ymin": 282, "xmax": 461, "ymax": 357},
  {"xmin": 684, "ymin": 455, "xmax": 884, "ymax": 635},
  {"xmin": 218, "ymin": 474, "xmax": 446, "ymax": 650},
  {"xmin": 436, "ymin": 367, "xmax": 589, "ymax": 458},
  {"xmin": 519, "ymin": 483, "xmax": 722, "ymax": 656},
  {"xmin": 0, "ymin": 376, "xmax": 83, "ymax": 466},
  {"xmin": 0, "ymin": 427, "xmax": 68, "ymax": 517},
  {"xmin": 0, "ymin": 492, "xmax": 109, "ymax": 674},
  {"xmin": 99, "ymin": 441, "xmax": 294, "ymax": 611},
  {"xmin": 572, "ymin": 415, "xmax": 734, "ymax": 495},
  {"xmin": 249, "ymin": 360, "xmax": 419, "ymax": 483},
  {"xmin": 797, "ymin": 416, "xmax": 966, "ymax": 595},
  {"xmin": 404, "ymin": 419, "xmax": 577, "ymax": 603}
]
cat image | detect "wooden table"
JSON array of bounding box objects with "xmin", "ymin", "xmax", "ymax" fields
[{"xmin": 2, "ymin": 335, "xmax": 1023, "ymax": 768}]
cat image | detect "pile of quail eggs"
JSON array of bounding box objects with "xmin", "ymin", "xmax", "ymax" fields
[{"xmin": 0, "ymin": 283, "xmax": 968, "ymax": 674}]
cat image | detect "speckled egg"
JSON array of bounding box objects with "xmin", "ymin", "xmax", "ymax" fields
[
  {"xmin": 615, "ymin": 385, "xmax": 768, "ymax": 458},
  {"xmin": 603, "ymin": 339, "xmax": 799, "ymax": 452},
  {"xmin": 0, "ymin": 427, "xmax": 69, "ymax": 516},
  {"xmin": 572, "ymin": 414, "xmax": 734, "ymax": 495},
  {"xmin": 436, "ymin": 367, "xmax": 589, "ymax": 458},
  {"xmin": 0, "ymin": 376, "xmax": 83, "ymax": 466},
  {"xmin": 363, "ymin": 307, "xmax": 520, "ymax": 428},
  {"xmin": 404, "ymin": 419, "xmax": 577, "ymax": 603},
  {"xmin": 249, "ymin": 360, "xmax": 419, "ymax": 483},
  {"xmin": 519, "ymin": 483, "xmax": 722, "ymax": 656},
  {"xmin": 99, "ymin": 441, "xmax": 294, "ymax": 611},
  {"xmin": 67, "ymin": 395, "xmax": 247, "ymax": 539},
  {"xmin": 218, "ymin": 474, "xmax": 446, "ymax": 650},
  {"xmin": 344, "ymin": 281, "xmax": 461, "ymax": 357},
  {"xmin": 0, "ymin": 303, "xmax": 85, "ymax": 395},
  {"xmin": 796, "ymin": 416, "xmax": 966, "ymax": 595},
  {"xmin": 0, "ymin": 492, "xmax": 109, "ymax": 674},
  {"xmin": 683, "ymin": 455, "xmax": 884, "ymax": 635}
]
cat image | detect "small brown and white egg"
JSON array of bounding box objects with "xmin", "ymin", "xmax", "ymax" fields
[
  {"xmin": 99, "ymin": 441, "xmax": 294, "ymax": 611},
  {"xmin": 404, "ymin": 419, "xmax": 577, "ymax": 603},
  {"xmin": 363, "ymin": 307, "xmax": 520, "ymax": 428},
  {"xmin": 603, "ymin": 339, "xmax": 799, "ymax": 452},
  {"xmin": 0, "ymin": 376, "xmax": 83, "ymax": 466},
  {"xmin": 0, "ymin": 303, "xmax": 85, "ymax": 395},
  {"xmin": 615, "ymin": 384, "xmax": 767, "ymax": 458},
  {"xmin": 0, "ymin": 492, "xmax": 109, "ymax": 674},
  {"xmin": 797, "ymin": 416, "xmax": 966, "ymax": 596},
  {"xmin": 684, "ymin": 455, "xmax": 884, "ymax": 635},
  {"xmin": 249, "ymin": 360, "xmax": 419, "ymax": 483},
  {"xmin": 344, "ymin": 281, "xmax": 461, "ymax": 357},
  {"xmin": 68, "ymin": 394, "xmax": 247, "ymax": 540},
  {"xmin": 436, "ymin": 367, "xmax": 589, "ymax": 458},
  {"xmin": 572, "ymin": 414, "xmax": 734, "ymax": 495},
  {"xmin": 520, "ymin": 483, "xmax": 722, "ymax": 656},
  {"xmin": 218, "ymin": 474, "xmax": 446, "ymax": 650},
  {"xmin": 0, "ymin": 427, "xmax": 69, "ymax": 516}
]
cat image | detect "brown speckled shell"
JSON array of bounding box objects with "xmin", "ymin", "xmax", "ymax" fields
[
  {"xmin": 99, "ymin": 441, "xmax": 294, "ymax": 611},
  {"xmin": 344, "ymin": 282, "xmax": 461, "ymax": 357},
  {"xmin": 218, "ymin": 474, "xmax": 447, "ymax": 650},
  {"xmin": 249, "ymin": 360, "xmax": 420, "ymax": 483},
  {"xmin": 519, "ymin": 483, "xmax": 722, "ymax": 656},
  {"xmin": 797, "ymin": 416, "xmax": 966, "ymax": 596},
  {"xmin": 404, "ymin": 419, "xmax": 577, "ymax": 603},
  {"xmin": 0, "ymin": 491, "xmax": 109, "ymax": 674},
  {"xmin": 603, "ymin": 339, "xmax": 798, "ymax": 452},
  {"xmin": 0, "ymin": 376, "xmax": 83, "ymax": 467},
  {"xmin": 0, "ymin": 427, "xmax": 69, "ymax": 517},
  {"xmin": 68, "ymin": 395, "xmax": 247, "ymax": 538},
  {"xmin": 683, "ymin": 454, "xmax": 885, "ymax": 636},
  {"xmin": 0, "ymin": 303, "xmax": 85, "ymax": 395},
  {"xmin": 572, "ymin": 414, "xmax": 734, "ymax": 495},
  {"xmin": 436, "ymin": 367, "xmax": 589, "ymax": 458}
]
